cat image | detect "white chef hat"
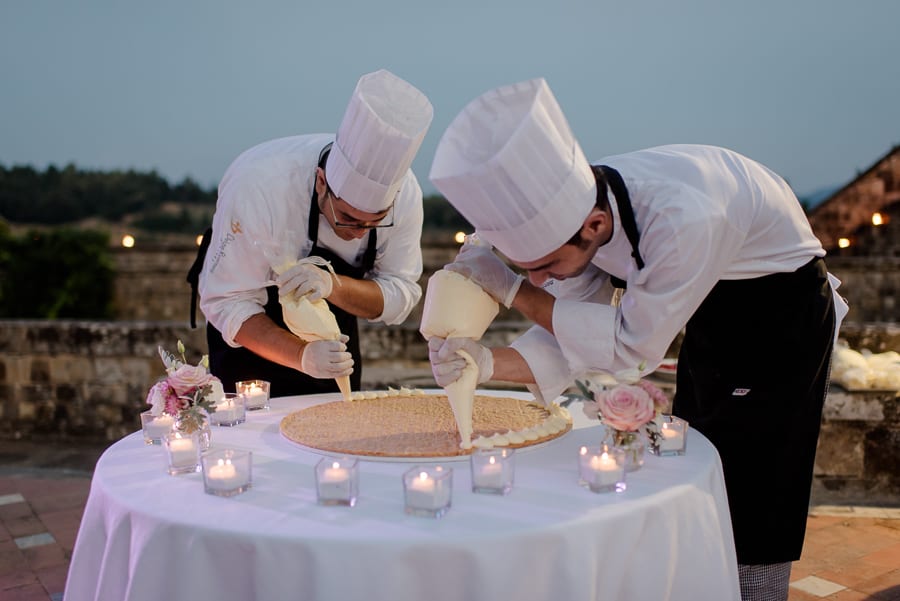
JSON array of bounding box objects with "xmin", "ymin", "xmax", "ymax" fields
[
  {"xmin": 429, "ymin": 78, "xmax": 596, "ymax": 263},
  {"xmin": 325, "ymin": 69, "xmax": 434, "ymax": 213}
]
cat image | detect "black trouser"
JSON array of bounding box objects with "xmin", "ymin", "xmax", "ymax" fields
[{"xmin": 673, "ymin": 258, "xmax": 835, "ymax": 565}]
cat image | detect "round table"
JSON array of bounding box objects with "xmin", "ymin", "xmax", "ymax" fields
[{"xmin": 65, "ymin": 390, "xmax": 740, "ymax": 601}]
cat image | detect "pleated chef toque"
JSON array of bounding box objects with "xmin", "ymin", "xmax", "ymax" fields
[
  {"xmin": 325, "ymin": 69, "xmax": 434, "ymax": 213},
  {"xmin": 429, "ymin": 78, "xmax": 596, "ymax": 263}
]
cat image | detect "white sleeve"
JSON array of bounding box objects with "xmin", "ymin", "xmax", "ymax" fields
[
  {"xmin": 510, "ymin": 325, "xmax": 578, "ymax": 403},
  {"xmin": 199, "ymin": 176, "xmax": 283, "ymax": 347},
  {"xmin": 368, "ymin": 174, "xmax": 424, "ymax": 325},
  {"xmin": 553, "ymin": 188, "xmax": 746, "ymax": 375}
]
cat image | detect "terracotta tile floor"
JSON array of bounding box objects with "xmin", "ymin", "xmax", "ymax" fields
[{"xmin": 0, "ymin": 468, "xmax": 897, "ymax": 601}]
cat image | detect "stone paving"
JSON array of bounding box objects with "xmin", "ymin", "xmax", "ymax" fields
[{"xmin": 0, "ymin": 443, "xmax": 898, "ymax": 600}]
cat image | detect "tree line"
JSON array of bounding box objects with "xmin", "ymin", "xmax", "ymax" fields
[
  {"xmin": 0, "ymin": 164, "xmax": 470, "ymax": 319},
  {"xmin": 0, "ymin": 163, "xmax": 470, "ymax": 232}
]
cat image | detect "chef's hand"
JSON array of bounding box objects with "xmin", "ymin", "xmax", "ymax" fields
[
  {"xmin": 300, "ymin": 335, "xmax": 353, "ymax": 378},
  {"xmin": 445, "ymin": 243, "xmax": 524, "ymax": 308},
  {"xmin": 276, "ymin": 263, "xmax": 334, "ymax": 302},
  {"xmin": 428, "ymin": 337, "xmax": 494, "ymax": 387}
]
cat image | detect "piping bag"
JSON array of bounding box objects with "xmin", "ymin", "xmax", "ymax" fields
[
  {"xmin": 257, "ymin": 236, "xmax": 352, "ymax": 401},
  {"xmin": 419, "ymin": 235, "xmax": 499, "ymax": 448}
]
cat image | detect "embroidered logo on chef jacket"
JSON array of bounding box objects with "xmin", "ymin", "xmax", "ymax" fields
[
  {"xmin": 231, "ymin": 220, "xmax": 242, "ymax": 234},
  {"xmin": 732, "ymin": 388, "xmax": 751, "ymax": 396}
]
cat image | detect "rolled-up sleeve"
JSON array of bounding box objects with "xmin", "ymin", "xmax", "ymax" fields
[
  {"xmin": 368, "ymin": 174, "xmax": 424, "ymax": 325},
  {"xmin": 199, "ymin": 177, "xmax": 276, "ymax": 347}
]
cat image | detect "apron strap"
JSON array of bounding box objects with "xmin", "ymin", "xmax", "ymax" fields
[{"xmin": 599, "ymin": 165, "xmax": 644, "ymax": 289}]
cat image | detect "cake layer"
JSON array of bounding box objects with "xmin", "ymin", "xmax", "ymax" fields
[{"xmin": 280, "ymin": 392, "xmax": 572, "ymax": 458}]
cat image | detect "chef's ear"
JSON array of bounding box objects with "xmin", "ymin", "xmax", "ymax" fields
[
  {"xmin": 580, "ymin": 207, "xmax": 611, "ymax": 243},
  {"xmin": 315, "ymin": 167, "xmax": 328, "ymax": 199}
]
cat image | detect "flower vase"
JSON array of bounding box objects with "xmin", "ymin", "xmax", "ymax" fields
[
  {"xmin": 605, "ymin": 428, "xmax": 646, "ymax": 472},
  {"xmin": 175, "ymin": 408, "xmax": 211, "ymax": 452}
]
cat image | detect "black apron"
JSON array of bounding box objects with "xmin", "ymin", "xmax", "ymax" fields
[
  {"xmin": 599, "ymin": 164, "xmax": 835, "ymax": 565},
  {"xmin": 187, "ymin": 149, "xmax": 376, "ymax": 399}
]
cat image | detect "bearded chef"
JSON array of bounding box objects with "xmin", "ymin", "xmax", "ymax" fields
[
  {"xmin": 189, "ymin": 69, "xmax": 433, "ymax": 397},
  {"xmin": 427, "ymin": 78, "xmax": 848, "ymax": 601}
]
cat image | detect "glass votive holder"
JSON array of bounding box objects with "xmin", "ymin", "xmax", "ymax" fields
[
  {"xmin": 201, "ymin": 449, "xmax": 252, "ymax": 497},
  {"xmin": 209, "ymin": 393, "xmax": 246, "ymax": 427},
  {"xmin": 578, "ymin": 444, "xmax": 627, "ymax": 493},
  {"xmin": 163, "ymin": 431, "xmax": 201, "ymax": 475},
  {"xmin": 470, "ymin": 448, "xmax": 515, "ymax": 495},
  {"xmin": 650, "ymin": 415, "xmax": 688, "ymax": 456},
  {"xmin": 141, "ymin": 410, "xmax": 175, "ymax": 445},
  {"xmin": 315, "ymin": 456, "xmax": 359, "ymax": 507},
  {"xmin": 236, "ymin": 379, "xmax": 270, "ymax": 411},
  {"xmin": 403, "ymin": 465, "xmax": 453, "ymax": 518}
]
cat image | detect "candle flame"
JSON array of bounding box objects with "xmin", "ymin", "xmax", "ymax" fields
[
  {"xmin": 217, "ymin": 458, "xmax": 225, "ymax": 467},
  {"xmin": 488, "ymin": 456, "xmax": 496, "ymax": 465},
  {"xmin": 580, "ymin": 446, "xmax": 587, "ymax": 455},
  {"xmin": 332, "ymin": 462, "xmax": 340, "ymax": 469},
  {"xmin": 418, "ymin": 472, "xmax": 429, "ymax": 481},
  {"xmin": 600, "ymin": 452, "xmax": 609, "ymax": 461}
]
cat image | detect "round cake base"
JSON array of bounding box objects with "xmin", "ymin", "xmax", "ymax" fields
[{"xmin": 279, "ymin": 393, "xmax": 572, "ymax": 459}]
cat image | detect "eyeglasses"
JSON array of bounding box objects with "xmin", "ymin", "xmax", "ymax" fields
[{"xmin": 325, "ymin": 190, "xmax": 394, "ymax": 229}]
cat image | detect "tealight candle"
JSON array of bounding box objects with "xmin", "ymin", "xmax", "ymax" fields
[
  {"xmin": 403, "ymin": 465, "xmax": 452, "ymax": 517},
  {"xmin": 470, "ymin": 448, "xmax": 515, "ymax": 495},
  {"xmin": 578, "ymin": 445, "xmax": 626, "ymax": 493},
  {"xmin": 164, "ymin": 432, "xmax": 200, "ymax": 475},
  {"xmin": 207, "ymin": 459, "xmax": 239, "ymax": 487},
  {"xmin": 650, "ymin": 415, "xmax": 688, "ymax": 456},
  {"xmin": 236, "ymin": 380, "xmax": 270, "ymax": 411},
  {"xmin": 315, "ymin": 457, "xmax": 358, "ymax": 506},
  {"xmin": 141, "ymin": 411, "xmax": 175, "ymax": 445},
  {"xmin": 210, "ymin": 393, "xmax": 245, "ymax": 427},
  {"xmin": 201, "ymin": 449, "xmax": 253, "ymax": 496}
]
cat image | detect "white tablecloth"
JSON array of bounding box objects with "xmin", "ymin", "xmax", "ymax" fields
[{"xmin": 65, "ymin": 391, "xmax": 739, "ymax": 601}]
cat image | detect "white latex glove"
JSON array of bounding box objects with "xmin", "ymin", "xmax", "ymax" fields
[
  {"xmin": 445, "ymin": 242, "xmax": 524, "ymax": 308},
  {"xmin": 428, "ymin": 337, "xmax": 494, "ymax": 387},
  {"xmin": 300, "ymin": 334, "xmax": 353, "ymax": 379},
  {"xmin": 276, "ymin": 263, "xmax": 334, "ymax": 302}
]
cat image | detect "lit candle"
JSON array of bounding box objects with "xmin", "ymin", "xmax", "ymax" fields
[
  {"xmin": 206, "ymin": 459, "xmax": 243, "ymax": 491},
  {"xmin": 473, "ymin": 455, "xmax": 504, "ymax": 489},
  {"xmin": 242, "ymin": 384, "xmax": 268, "ymax": 410},
  {"xmin": 658, "ymin": 425, "xmax": 683, "ymax": 452},
  {"xmin": 587, "ymin": 452, "xmax": 621, "ymax": 487},
  {"xmin": 214, "ymin": 399, "xmax": 241, "ymax": 423},
  {"xmin": 406, "ymin": 471, "xmax": 451, "ymax": 510},
  {"xmin": 318, "ymin": 461, "xmax": 351, "ymax": 499},
  {"xmin": 167, "ymin": 435, "xmax": 198, "ymax": 468},
  {"xmin": 146, "ymin": 414, "xmax": 175, "ymax": 440}
]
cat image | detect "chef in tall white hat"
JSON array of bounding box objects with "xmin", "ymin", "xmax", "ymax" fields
[
  {"xmin": 428, "ymin": 77, "xmax": 847, "ymax": 601},
  {"xmin": 193, "ymin": 69, "xmax": 433, "ymax": 398}
]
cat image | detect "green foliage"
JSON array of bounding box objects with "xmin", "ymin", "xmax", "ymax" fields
[
  {"xmin": 0, "ymin": 163, "xmax": 216, "ymax": 225},
  {"xmin": 0, "ymin": 227, "xmax": 115, "ymax": 318},
  {"xmin": 422, "ymin": 194, "xmax": 471, "ymax": 231}
]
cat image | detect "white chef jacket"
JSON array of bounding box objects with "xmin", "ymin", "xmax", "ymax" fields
[
  {"xmin": 510, "ymin": 144, "xmax": 847, "ymax": 403},
  {"xmin": 199, "ymin": 134, "xmax": 424, "ymax": 347}
]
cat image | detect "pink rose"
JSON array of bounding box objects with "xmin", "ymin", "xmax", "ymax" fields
[
  {"xmin": 596, "ymin": 385, "xmax": 655, "ymax": 432},
  {"xmin": 636, "ymin": 380, "xmax": 670, "ymax": 412},
  {"xmin": 167, "ymin": 363, "xmax": 212, "ymax": 396},
  {"xmin": 146, "ymin": 380, "xmax": 176, "ymax": 416}
]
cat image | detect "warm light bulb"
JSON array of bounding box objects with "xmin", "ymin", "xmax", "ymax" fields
[
  {"xmin": 838, "ymin": 238, "xmax": 851, "ymax": 249},
  {"xmin": 121, "ymin": 234, "xmax": 135, "ymax": 248},
  {"xmin": 454, "ymin": 231, "xmax": 466, "ymax": 244},
  {"xmin": 872, "ymin": 213, "xmax": 883, "ymax": 226},
  {"xmin": 196, "ymin": 234, "xmax": 205, "ymax": 245}
]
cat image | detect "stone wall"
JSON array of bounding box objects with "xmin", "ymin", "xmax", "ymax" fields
[{"xmin": 0, "ymin": 319, "xmax": 896, "ymax": 505}]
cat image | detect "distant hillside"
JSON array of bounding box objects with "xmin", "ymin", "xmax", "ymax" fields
[{"xmin": 0, "ymin": 163, "xmax": 469, "ymax": 233}]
